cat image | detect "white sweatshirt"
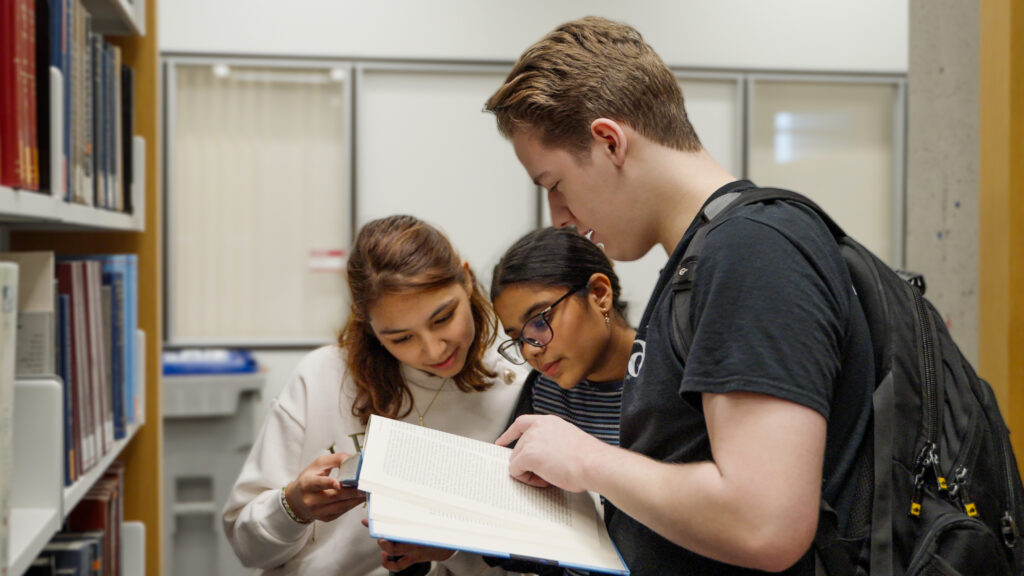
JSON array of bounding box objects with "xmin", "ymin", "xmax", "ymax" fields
[{"xmin": 223, "ymin": 345, "xmax": 529, "ymax": 576}]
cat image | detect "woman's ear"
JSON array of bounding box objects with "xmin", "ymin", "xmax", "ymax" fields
[
  {"xmin": 461, "ymin": 260, "xmax": 474, "ymax": 294},
  {"xmin": 590, "ymin": 118, "xmax": 627, "ymax": 167},
  {"xmin": 587, "ymin": 272, "xmax": 614, "ymax": 312}
]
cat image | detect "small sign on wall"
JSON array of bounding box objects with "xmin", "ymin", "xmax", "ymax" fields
[{"xmin": 308, "ymin": 249, "xmax": 346, "ymax": 273}]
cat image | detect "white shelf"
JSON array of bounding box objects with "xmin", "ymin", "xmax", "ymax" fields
[
  {"xmin": 0, "ymin": 68, "xmax": 145, "ymax": 232},
  {"xmin": 8, "ymin": 379, "xmax": 63, "ymax": 576},
  {"xmin": 7, "ymin": 509, "xmax": 61, "ymax": 576},
  {"xmin": 121, "ymin": 521, "xmax": 146, "ymax": 576},
  {"xmin": 81, "ymin": 0, "xmax": 145, "ymax": 36}
]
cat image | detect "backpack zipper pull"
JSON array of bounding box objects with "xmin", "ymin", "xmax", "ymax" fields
[
  {"xmin": 926, "ymin": 444, "xmax": 948, "ymax": 492},
  {"xmin": 910, "ymin": 444, "xmax": 934, "ymax": 517},
  {"xmin": 951, "ymin": 466, "xmax": 978, "ymax": 517},
  {"xmin": 910, "ymin": 469, "xmax": 926, "ymax": 517},
  {"xmin": 1002, "ymin": 511, "xmax": 1019, "ymax": 548}
]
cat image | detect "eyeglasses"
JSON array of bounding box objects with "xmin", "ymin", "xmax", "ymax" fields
[{"xmin": 498, "ymin": 284, "xmax": 587, "ymax": 365}]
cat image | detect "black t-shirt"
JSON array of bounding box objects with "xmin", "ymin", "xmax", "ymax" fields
[{"xmin": 607, "ymin": 180, "xmax": 874, "ymax": 575}]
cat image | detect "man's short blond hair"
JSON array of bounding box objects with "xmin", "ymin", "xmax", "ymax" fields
[{"xmin": 485, "ymin": 16, "xmax": 702, "ymax": 156}]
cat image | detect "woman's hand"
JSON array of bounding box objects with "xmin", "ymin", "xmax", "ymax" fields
[
  {"xmin": 361, "ymin": 518, "xmax": 455, "ymax": 571},
  {"xmin": 285, "ymin": 453, "xmax": 365, "ymax": 523}
]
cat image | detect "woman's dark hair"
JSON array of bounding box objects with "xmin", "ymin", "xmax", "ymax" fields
[
  {"xmin": 490, "ymin": 226, "xmax": 626, "ymax": 317},
  {"xmin": 339, "ymin": 215, "xmax": 496, "ymax": 425}
]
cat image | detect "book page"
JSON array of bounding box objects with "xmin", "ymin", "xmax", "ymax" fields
[
  {"xmin": 359, "ymin": 415, "xmax": 627, "ymax": 575},
  {"xmin": 369, "ymin": 494, "xmax": 626, "ymax": 574},
  {"xmin": 358, "ymin": 415, "xmax": 598, "ymax": 534}
]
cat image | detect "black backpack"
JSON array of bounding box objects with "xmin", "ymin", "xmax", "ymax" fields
[{"xmin": 669, "ymin": 187, "xmax": 1024, "ymax": 576}]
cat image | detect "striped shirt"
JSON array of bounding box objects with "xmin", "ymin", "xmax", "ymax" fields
[{"xmin": 531, "ymin": 373, "xmax": 623, "ymax": 446}]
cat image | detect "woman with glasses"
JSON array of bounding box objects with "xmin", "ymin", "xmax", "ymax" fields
[
  {"xmin": 485, "ymin": 226, "xmax": 634, "ymax": 575},
  {"xmin": 492, "ymin": 225, "xmax": 634, "ymax": 437},
  {"xmin": 223, "ymin": 214, "xmax": 527, "ymax": 576}
]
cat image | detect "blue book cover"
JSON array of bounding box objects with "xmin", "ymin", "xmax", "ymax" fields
[
  {"xmin": 41, "ymin": 538, "xmax": 93, "ymax": 576},
  {"xmin": 123, "ymin": 255, "xmax": 137, "ymax": 423},
  {"xmin": 53, "ymin": 531, "xmax": 104, "ymax": 576},
  {"xmin": 58, "ymin": 291, "xmax": 74, "ymax": 485}
]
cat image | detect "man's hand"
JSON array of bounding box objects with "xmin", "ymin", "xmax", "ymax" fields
[{"xmin": 496, "ymin": 414, "xmax": 610, "ymax": 492}]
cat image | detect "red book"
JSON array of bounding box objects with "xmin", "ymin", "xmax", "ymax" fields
[
  {"xmin": 56, "ymin": 260, "xmax": 96, "ymax": 474},
  {"xmin": 24, "ymin": 0, "xmax": 39, "ymax": 189},
  {"xmin": 67, "ymin": 464, "xmax": 123, "ymax": 576},
  {"xmin": 1, "ymin": 0, "xmax": 24, "ymax": 187},
  {"xmin": 16, "ymin": 0, "xmax": 31, "ymax": 188}
]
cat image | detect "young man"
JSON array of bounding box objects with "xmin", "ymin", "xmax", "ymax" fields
[{"xmin": 486, "ymin": 17, "xmax": 874, "ymax": 576}]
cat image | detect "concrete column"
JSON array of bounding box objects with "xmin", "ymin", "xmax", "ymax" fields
[{"xmin": 906, "ymin": 0, "xmax": 979, "ymax": 364}]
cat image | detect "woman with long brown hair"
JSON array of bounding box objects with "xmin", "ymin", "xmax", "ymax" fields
[{"xmin": 224, "ymin": 215, "xmax": 526, "ymax": 576}]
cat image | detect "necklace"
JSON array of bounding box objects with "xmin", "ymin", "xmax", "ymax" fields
[{"xmin": 412, "ymin": 380, "xmax": 447, "ymax": 426}]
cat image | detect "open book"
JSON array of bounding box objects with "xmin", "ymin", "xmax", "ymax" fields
[{"xmin": 345, "ymin": 414, "xmax": 629, "ymax": 575}]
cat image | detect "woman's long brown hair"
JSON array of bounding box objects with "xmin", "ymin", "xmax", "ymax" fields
[{"xmin": 339, "ymin": 215, "xmax": 497, "ymax": 425}]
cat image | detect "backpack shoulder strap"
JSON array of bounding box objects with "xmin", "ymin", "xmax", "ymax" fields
[{"xmin": 671, "ymin": 187, "xmax": 844, "ymax": 363}]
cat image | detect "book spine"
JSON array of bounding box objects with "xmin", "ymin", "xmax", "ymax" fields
[
  {"xmin": 16, "ymin": 0, "xmax": 30, "ymax": 188},
  {"xmin": 36, "ymin": 0, "xmax": 52, "ymax": 192},
  {"xmin": 0, "ymin": 0, "xmax": 22, "ymax": 187},
  {"xmin": 25, "ymin": 0, "xmax": 40, "ymax": 190},
  {"xmin": 103, "ymin": 268, "xmax": 124, "ymax": 439},
  {"xmin": 61, "ymin": 0, "xmax": 70, "ymax": 200},
  {"xmin": 21, "ymin": 0, "xmax": 38, "ymax": 189},
  {"xmin": 111, "ymin": 46, "xmax": 120, "ymax": 212},
  {"xmin": 119, "ymin": 65, "xmax": 133, "ymax": 214},
  {"xmin": 58, "ymin": 291, "xmax": 76, "ymax": 485},
  {"xmin": 71, "ymin": 261, "xmax": 95, "ymax": 470}
]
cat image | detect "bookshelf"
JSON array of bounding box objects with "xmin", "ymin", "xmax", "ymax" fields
[
  {"xmin": 3, "ymin": 0, "xmax": 161, "ymax": 574},
  {"xmin": 8, "ymin": 331, "xmax": 144, "ymax": 575}
]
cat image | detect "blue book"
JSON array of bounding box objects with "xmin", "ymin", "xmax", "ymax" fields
[
  {"xmin": 123, "ymin": 255, "xmax": 137, "ymax": 423},
  {"xmin": 41, "ymin": 539, "xmax": 93, "ymax": 576},
  {"xmin": 52, "ymin": 531, "xmax": 104, "ymax": 576},
  {"xmin": 58, "ymin": 291, "xmax": 74, "ymax": 485}
]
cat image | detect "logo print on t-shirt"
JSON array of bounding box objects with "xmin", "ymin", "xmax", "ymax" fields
[{"xmin": 628, "ymin": 339, "xmax": 646, "ymax": 378}]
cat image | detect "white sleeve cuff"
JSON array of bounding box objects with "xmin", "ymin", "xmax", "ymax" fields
[{"xmin": 262, "ymin": 489, "xmax": 314, "ymax": 542}]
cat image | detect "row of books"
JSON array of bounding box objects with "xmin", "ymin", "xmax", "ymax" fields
[
  {"xmin": 0, "ymin": 251, "xmax": 139, "ymax": 488},
  {"xmin": 0, "ymin": 0, "xmax": 136, "ymax": 214},
  {"xmin": 26, "ymin": 462, "xmax": 125, "ymax": 576}
]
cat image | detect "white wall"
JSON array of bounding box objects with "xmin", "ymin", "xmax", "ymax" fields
[
  {"xmin": 160, "ymin": 0, "xmax": 908, "ymax": 413},
  {"xmin": 160, "ymin": 0, "xmax": 907, "ymax": 73}
]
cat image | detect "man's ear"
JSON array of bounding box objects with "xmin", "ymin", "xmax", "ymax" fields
[{"xmin": 590, "ymin": 118, "xmax": 627, "ymax": 167}]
